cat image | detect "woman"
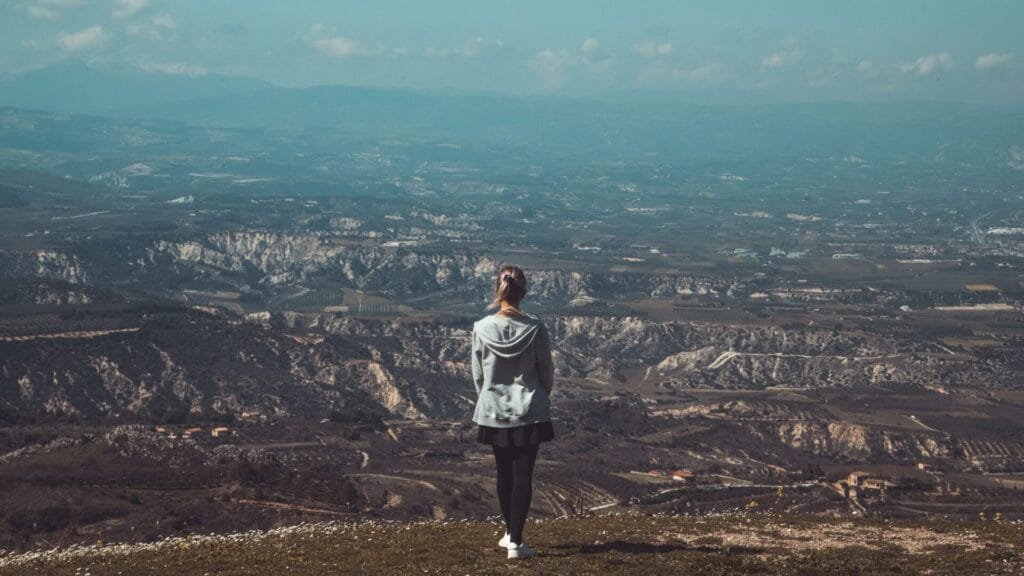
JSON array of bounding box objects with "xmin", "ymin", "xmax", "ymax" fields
[{"xmin": 471, "ymin": 264, "xmax": 555, "ymax": 560}]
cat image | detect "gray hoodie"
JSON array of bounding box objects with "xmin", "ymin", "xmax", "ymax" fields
[{"xmin": 471, "ymin": 313, "xmax": 554, "ymax": 428}]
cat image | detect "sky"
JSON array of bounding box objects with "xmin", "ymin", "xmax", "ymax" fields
[{"xmin": 2, "ymin": 0, "xmax": 1023, "ymax": 104}]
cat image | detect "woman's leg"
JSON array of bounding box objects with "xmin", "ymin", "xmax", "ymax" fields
[
  {"xmin": 507, "ymin": 443, "xmax": 540, "ymax": 545},
  {"xmin": 492, "ymin": 445, "xmax": 515, "ymax": 530}
]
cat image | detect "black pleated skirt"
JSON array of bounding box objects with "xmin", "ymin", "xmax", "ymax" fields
[{"xmin": 477, "ymin": 420, "xmax": 555, "ymax": 447}]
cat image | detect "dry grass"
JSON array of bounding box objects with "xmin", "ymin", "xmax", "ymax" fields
[{"xmin": 1, "ymin": 513, "xmax": 1022, "ymax": 575}]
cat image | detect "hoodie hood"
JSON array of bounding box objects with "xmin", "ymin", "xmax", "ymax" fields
[{"xmin": 474, "ymin": 315, "xmax": 540, "ymax": 359}]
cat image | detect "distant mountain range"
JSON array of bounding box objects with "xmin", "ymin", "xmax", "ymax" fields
[
  {"xmin": 0, "ymin": 59, "xmax": 272, "ymax": 115},
  {"xmin": 2, "ymin": 60, "xmax": 1023, "ymax": 164}
]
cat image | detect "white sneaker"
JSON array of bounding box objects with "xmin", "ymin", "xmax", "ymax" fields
[
  {"xmin": 498, "ymin": 532, "xmax": 510, "ymax": 549},
  {"xmin": 507, "ymin": 541, "xmax": 535, "ymax": 559}
]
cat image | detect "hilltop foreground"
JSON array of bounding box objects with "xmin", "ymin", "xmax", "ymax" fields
[{"xmin": 0, "ymin": 514, "xmax": 1021, "ymax": 575}]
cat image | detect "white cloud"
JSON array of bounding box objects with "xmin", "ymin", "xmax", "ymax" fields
[
  {"xmin": 534, "ymin": 48, "xmax": 574, "ymax": 66},
  {"xmin": 139, "ymin": 61, "xmax": 207, "ymax": 76},
  {"xmin": 57, "ymin": 26, "xmax": 106, "ymax": 51},
  {"xmin": 532, "ymin": 48, "xmax": 575, "ymax": 89},
  {"xmin": 310, "ymin": 25, "xmax": 394, "ymax": 59},
  {"xmin": 761, "ymin": 54, "xmax": 784, "ymax": 68},
  {"xmin": 315, "ymin": 35, "xmax": 372, "ymax": 58},
  {"xmin": 423, "ymin": 47, "xmax": 448, "ymax": 58},
  {"xmin": 856, "ymin": 60, "xmax": 873, "ymax": 73},
  {"xmin": 532, "ymin": 40, "xmax": 618, "ymax": 87},
  {"xmin": 975, "ymin": 52, "xmax": 1014, "ymax": 70},
  {"xmin": 424, "ymin": 37, "xmax": 501, "ymax": 59},
  {"xmin": 112, "ymin": 0, "xmax": 147, "ymax": 19},
  {"xmin": 22, "ymin": 0, "xmax": 81, "ymax": 20},
  {"xmin": 672, "ymin": 62, "xmax": 728, "ymax": 84},
  {"xmin": 580, "ymin": 37, "xmax": 599, "ymax": 55},
  {"xmin": 460, "ymin": 36, "xmax": 483, "ymax": 58},
  {"xmin": 578, "ymin": 37, "xmax": 613, "ymax": 77},
  {"xmin": 633, "ymin": 41, "xmax": 672, "ymax": 58},
  {"xmin": 27, "ymin": 4, "xmax": 60, "ymax": 19},
  {"xmin": 152, "ymin": 13, "xmax": 176, "ymax": 30},
  {"xmin": 531, "ymin": 41, "xmax": 614, "ymax": 88},
  {"xmin": 900, "ymin": 52, "xmax": 952, "ymax": 76},
  {"xmin": 761, "ymin": 49, "xmax": 803, "ymax": 70},
  {"xmin": 126, "ymin": 13, "xmax": 177, "ymax": 39}
]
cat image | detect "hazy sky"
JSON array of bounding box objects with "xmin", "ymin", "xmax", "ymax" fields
[{"xmin": 2, "ymin": 0, "xmax": 1023, "ymax": 103}]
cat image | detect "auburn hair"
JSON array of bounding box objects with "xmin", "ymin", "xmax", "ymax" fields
[{"xmin": 489, "ymin": 264, "xmax": 527, "ymax": 310}]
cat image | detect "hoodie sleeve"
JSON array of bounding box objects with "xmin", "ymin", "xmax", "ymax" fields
[
  {"xmin": 535, "ymin": 322, "xmax": 555, "ymax": 393},
  {"xmin": 471, "ymin": 325, "xmax": 484, "ymax": 395}
]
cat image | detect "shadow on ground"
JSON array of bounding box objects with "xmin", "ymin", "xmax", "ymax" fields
[{"xmin": 547, "ymin": 540, "xmax": 763, "ymax": 557}]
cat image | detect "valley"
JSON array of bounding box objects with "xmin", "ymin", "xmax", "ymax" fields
[{"xmin": 1, "ymin": 94, "xmax": 1023, "ymax": 553}]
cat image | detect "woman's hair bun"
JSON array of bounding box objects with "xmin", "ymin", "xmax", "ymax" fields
[{"xmin": 491, "ymin": 265, "xmax": 527, "ymax": 309}]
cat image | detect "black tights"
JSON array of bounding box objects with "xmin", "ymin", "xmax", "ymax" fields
[{"xmin": 492, "ymin": 444, "xmax": 540, "ymax": 545}]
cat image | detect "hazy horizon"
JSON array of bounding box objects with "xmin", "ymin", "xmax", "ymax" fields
[{"xmin": 1, "ymin": 0, "xmax": 1022, "ymax": 106}]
